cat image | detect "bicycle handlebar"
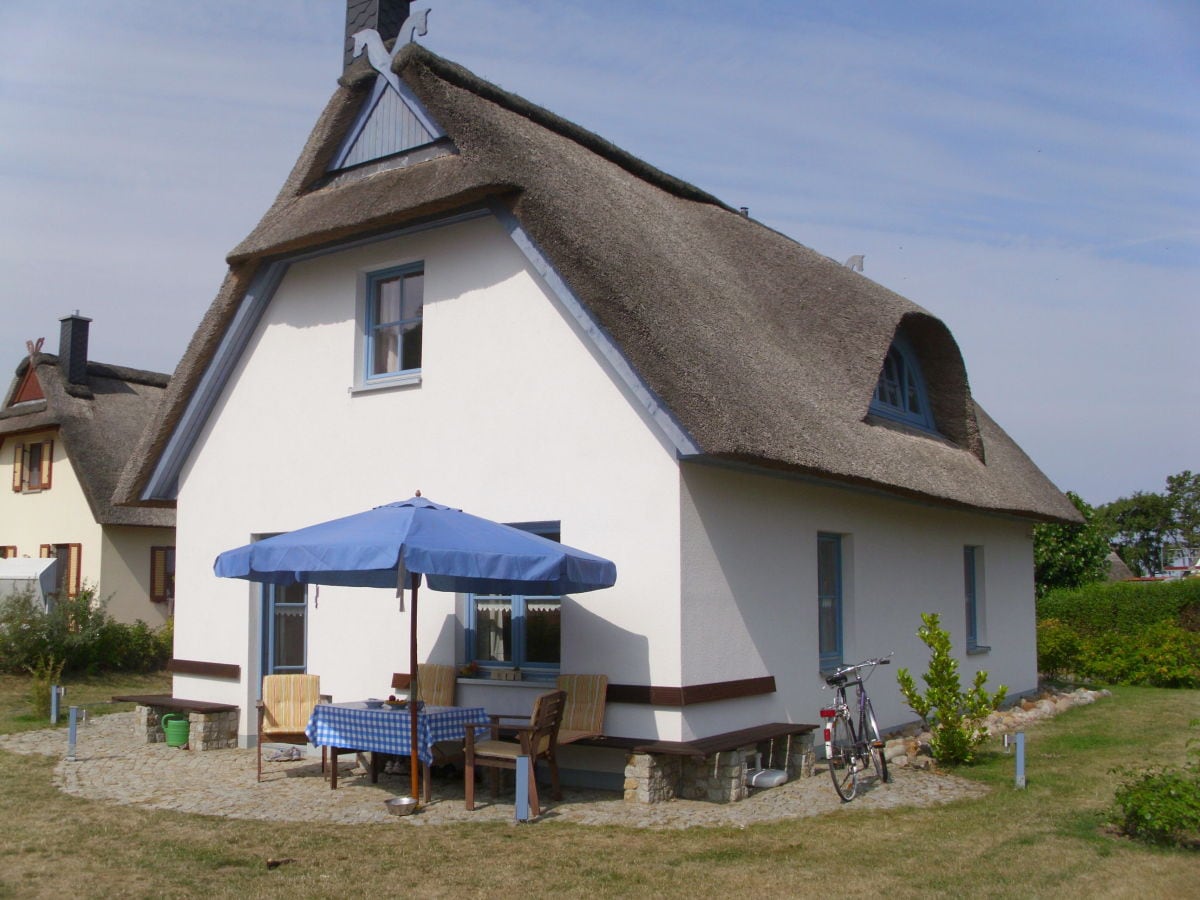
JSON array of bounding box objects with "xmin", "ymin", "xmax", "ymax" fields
[{"xmin": 822, "ymin": 653, "xmax": 893, "ymax": 685}]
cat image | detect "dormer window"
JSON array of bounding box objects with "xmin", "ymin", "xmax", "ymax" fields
[{"xmin": 870, "ymin": 336, "xmax": 936, "ymax": 432}]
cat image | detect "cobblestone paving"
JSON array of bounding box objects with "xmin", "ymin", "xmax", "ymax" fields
[{"xmin": 0, "ymin": 713, "xmax": 988, "ymax": 829}]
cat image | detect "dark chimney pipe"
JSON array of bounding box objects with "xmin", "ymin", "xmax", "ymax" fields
[
  {"xmin": 344, "ymin": 0, "xmax": 412, "ymax": 71},
  {"xmin": 59, "ymin": 311, "xmax": 92, "ymax": 386}
]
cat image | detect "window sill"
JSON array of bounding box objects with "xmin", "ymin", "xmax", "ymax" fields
[
  {"xmin": 456, "ymin": 676, "xmax": 553, "ymax": 690},
  {"xmin": 349, "ymin": 371, "xmax": 422, "ymax": 395},
  {"xmin": 966, "ymin": 645, "xmax": 991, "ymax": 656}
]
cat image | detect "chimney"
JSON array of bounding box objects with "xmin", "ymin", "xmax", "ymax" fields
[
  {"xmin": 344, "ymin": 0, "xmax": 411, "ymax": 71},
  {"xmin": 58, "ymin": 311, "xmax": 92, "ymax": 386}
]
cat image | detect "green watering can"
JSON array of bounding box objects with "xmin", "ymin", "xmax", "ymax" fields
[{"xmin": 161, "ymin": 712, "xmax": 190, "ymax": 748}]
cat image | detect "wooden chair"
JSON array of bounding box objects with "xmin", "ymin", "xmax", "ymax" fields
[
  {"xmin": 555, "ymin": 673, "xmax": 608, "ymax": 744},
  {"xmin": 391, "ymin": 664, "xmax": 455, "ymax": 706},
  {"xmin": 257, "ymin": 673, "xmax": 324, "ymax": 782},
  {"xmin": 463, "ymin": 689, "xmax": 566, "ymax": 817},
  {"xmin": 390, "ymin": 664, "xmax": 459, "ymax": 774}
]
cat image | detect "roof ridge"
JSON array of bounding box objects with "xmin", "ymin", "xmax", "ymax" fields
[
  {"xmin": 395, "ymin": 43, "xmax": 732, "ymax": 211},
  {"xmin": 25, "ymin": 353, "xmax": 170, "ymax": 388}
]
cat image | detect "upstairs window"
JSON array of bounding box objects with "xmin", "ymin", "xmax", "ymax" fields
[
  {"xmin": 870, "ymin": 336, "xmax": 935, "ymax": 431},
  {"xmin": 365, "ymin": 264, "xmax": 423, "ymax": 384},
  {"xmin": 0, "ymin": 546, "xmax": 16, "ymax": 559},
  {"xmin": 11, "ymin": 440, "xmax": 53, "ymax": 492}
]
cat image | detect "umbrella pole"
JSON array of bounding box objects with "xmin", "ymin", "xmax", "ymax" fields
[{"xmin": 409, "ymin": 572, "xmax": 420, "ymax": 804}]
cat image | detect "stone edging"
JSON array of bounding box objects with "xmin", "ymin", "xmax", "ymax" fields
[{"xmin": 883, "ymin": 685, "xmax": 1111, "ymax": 769}]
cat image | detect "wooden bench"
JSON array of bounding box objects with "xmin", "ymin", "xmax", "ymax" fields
[
  {"xmin": 572, "ymin": 722, "xmax": 817, "ymax": 760},
  {"xmin": 112, "ymin": 693, "xmax": 238, "ymax": 714},
  {"xmin": 112, "ymin": 694, "xmax": 239, "ymax": 750},
  {"xmin": 575, "ymin": 722, "xmax": 818, "ymax": 803}
]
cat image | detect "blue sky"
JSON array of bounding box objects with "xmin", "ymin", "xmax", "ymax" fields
[{"xmin": 1, "ymin": 1, "xmax": 1196, "ymax": 506}]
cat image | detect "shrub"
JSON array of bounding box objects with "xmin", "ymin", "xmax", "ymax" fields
[
  {"xmin": 897, "ymin": 612, "xmax": 1008, "ymax": 765},
  {"xmin": 0, "ymin": 586, "xmax": 171, "ymax": 675},
  {"xmin": 26, "ymin": 655, "xmax": 65, "ymax": 718},
  {"xmin": 1036, "ymin": 617, "xmax": 1082, "ymax": 679},
  {"xmin": 1038, "ymin": 579, "xmax": 1200, "ymax": 637},
  {"xmin": 1036, "ymin": 580, "xmax": 1200, "ymax": 688},
  {"xmin": 1111, "ymin": 719, "xmax": 1200, "ymax": 848}
]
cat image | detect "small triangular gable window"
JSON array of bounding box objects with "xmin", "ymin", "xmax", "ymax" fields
[
  {"xmin": 870, "ymin": 336, "xmax": 936, "ymax": 432},
  {"xmin": 329, "ymin": 75, "xmax": 446, "ymax": 172},
  {"xmin": 10, "ymin": 367, "xmax": 44, "ymax": 405}
]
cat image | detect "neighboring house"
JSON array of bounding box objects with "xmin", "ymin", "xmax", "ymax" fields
[
  {"xmin": 1, "ymin": 315, "xmax": 175, "ymax": 625},
  {"xmin": 1104, "ymin": 551, "xmax": 1137, "ymax": 582},
  {"xmin": 117, "ymin": 2, "xmax": 1079, "ymax": 777}
]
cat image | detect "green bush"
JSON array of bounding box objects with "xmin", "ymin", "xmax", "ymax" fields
[
  {"xmin": 1111, "ymin": 719, "xmax": 1200, "ymax": 848},
  {"xmin": 0, "ymin": 586, "xmax": 171, "ymax": 675},
  {"xmin": 26, "ymin": 655, "xmax": 65, "ymax": 718},
  {"xmin": 1036, "ymin": 618, "xmax": 1082, "ymax": 679},
  {"xmin": 897, "ymin": 612, "xmax": 1007, "ymax": 765},
  {"xmin": 1036, "ymin": 580, "xmax": 1200, "ymax": 688},
  {"xmin": 1038, "ymin": 579, "xmax": 1200, "ymax": 636}
]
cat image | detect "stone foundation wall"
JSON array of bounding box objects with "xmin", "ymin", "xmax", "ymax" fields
[
  {"xmin": 624, "ymin": 732, "xmax": 816, "ymax": 804},
  {"xmin": 134, "ymin": 705, "xmax": 239, "ymax": 751}
]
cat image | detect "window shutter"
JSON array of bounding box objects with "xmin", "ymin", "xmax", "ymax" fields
[
  {"xmin": 40, "ymin": 544, "xmax": 52, "ymax": 558},
  {"xmin": 150, "ymin": 546, "xmax": 174, "ymax": 602},
  {"xmin": 64, "ymin": 544, "xmax": 81, "ymax": 598},
  {"xmin": 11, "ymin": 443, "xmax": 22, "ymax": 491},
  {"xmin": 0, "ymin": 546, "xmax": 15, "ymax": 559},
  {"xmin": 39, "ymin": 440, "xmax": 53, "ymax": 489}
]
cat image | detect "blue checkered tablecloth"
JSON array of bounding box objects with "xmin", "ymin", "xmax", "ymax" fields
[{"xmin": 305, "ymin": 703, "xmax": 488, "ymax": 766}]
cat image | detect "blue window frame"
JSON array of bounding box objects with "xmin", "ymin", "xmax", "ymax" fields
[
  {"xmin": 818, "ymin": 533, "xmax": 843, "ymax": 672},
  {"xmin": 870, "ymin": 334, "xmax": 935, "ymax": 431},
  {"xmin": 964, "ymin": 546, "xmax": 981, "ymax": 651},
  {"xmin": 261, "ymin": 582, "xmax": 307, "ymax": 676},
  {"xmin": 365, "ymin": 263, "xmax": 423, "ymax": 382},
  {"xmin": 465, "ymin": 523, "xmax": 561, "ymax": 677}
]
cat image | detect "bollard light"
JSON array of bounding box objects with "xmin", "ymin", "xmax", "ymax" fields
[
  {"xmin": 67, "ymin": 706, "xmax": 78, "ymax": 761},
  {"xmin": 515, "ymin": 756, "xmax": 530, "ymax": 822}
]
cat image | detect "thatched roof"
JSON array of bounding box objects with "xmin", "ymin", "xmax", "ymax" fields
[
  {"xmin": 117, "ymin": 43, "xmax": 1078, "ymax": 524},
  {"xmin": 2, "ymin": 354, "xmax": 174, "ymax": 527}
]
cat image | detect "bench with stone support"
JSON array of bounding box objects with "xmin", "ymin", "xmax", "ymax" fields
[
  {"xmin": 112, "ymin": 694, "xmax": 239, "ymax": 751},
  {"xmin": 575, "ymin": 722, "xmax": 819, "ymax": 803}
]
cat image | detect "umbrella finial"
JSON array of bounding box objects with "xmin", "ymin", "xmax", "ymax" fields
[{"xmin": 415, "ymin": 489, "xmax": 422, "ymax": 497}]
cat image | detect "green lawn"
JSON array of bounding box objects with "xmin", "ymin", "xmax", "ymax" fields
[{"xmin": 0, "ymin": 674, "xmax": 1196, "ymax": 898}]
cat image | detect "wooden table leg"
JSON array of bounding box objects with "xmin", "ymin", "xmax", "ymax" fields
[{"xmin": 330, "ymin": 748, "xmax": 340, "ymax": 790}]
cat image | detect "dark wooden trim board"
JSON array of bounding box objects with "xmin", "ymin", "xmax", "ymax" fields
[
  {"xmin": 575, "ymin": 722, "xmax": 817, "ymax": 759},
  {"xmin": 606, "ymin": 675, "xmax": 775, "ymax": 707},
  {"xmin": 166, "ymin": 659, "xmax": 241, "ymax": 680}
]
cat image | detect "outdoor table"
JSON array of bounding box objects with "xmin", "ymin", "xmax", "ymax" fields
[{"xmin": 305, "ymin": 702, "xmax": 487, "ymax": 799}]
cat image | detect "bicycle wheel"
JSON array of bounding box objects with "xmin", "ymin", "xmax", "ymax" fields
[
  {"xmin": 864, "ymin": 699, "xmax": 889, "ymax": 784},
  {"xmin": 827, "ymin": 715, "xmax": 859, "ymax": 801}
]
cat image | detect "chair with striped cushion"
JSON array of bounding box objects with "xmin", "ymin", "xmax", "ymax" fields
[
  {"xmin": 257, "ymin": 674, "xmax": 323, "ymax": 782},
  {"xmin": 417, "ymin": 663, "xmax": 456, "ymax": 707},
  {"xmin": 555, "ymin": 673, "xmax": 608, "ymax": 745}
]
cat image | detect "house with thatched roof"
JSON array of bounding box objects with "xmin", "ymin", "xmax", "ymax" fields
[
  {"xmin": 1, "ymin": 315, "xmax": 175, "ymax": 625},
  {"xmin": 117, "ymin": 2, "xmax": 1078, "ymax": 794}
]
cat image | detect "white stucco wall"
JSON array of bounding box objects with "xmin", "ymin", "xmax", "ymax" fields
[
  {"xmin": 172, "ymin": 214, "xmax": 683, "ymax": 741},
  {"xmin": 678, "ymin": 464, "xmax": 1037, "ymax": 738}
]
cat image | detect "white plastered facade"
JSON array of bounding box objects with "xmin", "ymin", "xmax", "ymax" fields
[{"xmin": 171, "ymin": 212, "xmax": 1037, "ymax": 748}]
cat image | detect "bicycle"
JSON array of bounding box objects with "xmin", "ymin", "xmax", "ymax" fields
[{"xmin": 820, "ymin": 655, "xmax": 892, "ymax": 801}]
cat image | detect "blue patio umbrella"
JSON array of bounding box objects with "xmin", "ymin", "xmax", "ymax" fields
[{"xmin": 214, "ymin": 494, "xmax": 616, "ymax": 803}]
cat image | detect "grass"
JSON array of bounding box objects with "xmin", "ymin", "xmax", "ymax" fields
[{"xmin": 0, "ymin": 675, "xmax": 1197, "ymax": 898}]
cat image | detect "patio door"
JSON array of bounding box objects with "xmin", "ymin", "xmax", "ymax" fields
[{"xmin": 261, "ymin": 582, "xmax": 307, "ymax": 676}]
